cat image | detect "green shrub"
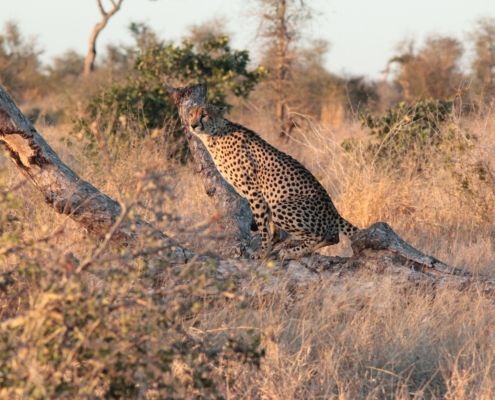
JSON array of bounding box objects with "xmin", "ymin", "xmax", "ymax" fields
[
  {"xmin": 0, "ymin": 263, "xmax": 262, "ymax": 398},
  {"xmin": 344, "ymin": 98, "xmax": 494, "ymax": 220},
  {"xmin": 353, "ymin": 99, "xmax": 458, "ymax": 170},
  {"xmin": 75, "ymin": 35, "xmax": 266, "ymax": 163}
]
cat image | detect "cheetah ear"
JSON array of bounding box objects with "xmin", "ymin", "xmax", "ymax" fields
[{"xmin": 219, "ymin": 107, "xmax": 227, "ymax": 117}]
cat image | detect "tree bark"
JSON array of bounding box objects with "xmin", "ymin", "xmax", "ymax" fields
[
  {"xmin": 83, "ymin": 0, "xmax": 123, "ymax": 76},
  {"xmin": 275, "ymin": 0, "xmax": 292, "ymax": 139},
  {"xmin": 1, "ymin": 83, "xmax": 492, "ymax": 303},
  {"xmin": 161, "ymin": 83, "xmax": 493, "ymax": 299},
  {"xmin": 164, "ymin": 83, "xmax": 253, "ymax": 258},
  {"xmin": 0, "ymin": 85, "xmax": 190, "ymax": 265},
  {"xmin": 190, "ymin": 222, "xmax": 495, "ymax": 301}
]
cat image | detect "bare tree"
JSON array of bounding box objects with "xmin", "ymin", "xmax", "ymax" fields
[
  {"xmin": 83, "ymin": 0, "xmax": 123, "ymax": 76},
  {"xmin": 187, "ymin": 18, "xmax": 228, "ymax": 52},
  {"xmin": 385, "ymin": 35, "xmax": 465, "ymax": 102},
  {"xmin": 469, "ymin": 18, "xmax": 495, "ymax": 99},
  {"xmin": 0, "ymin": 21, "xmax": 43, "ymax": 102},
  {"xmin": 253, "ymin": 0, "xmax": 312, "ymax": 138}
]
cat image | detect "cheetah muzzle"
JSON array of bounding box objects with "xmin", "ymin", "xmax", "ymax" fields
[{"xmin": 188, "ymin": 104, "xmax": 359, "ymax": 260}]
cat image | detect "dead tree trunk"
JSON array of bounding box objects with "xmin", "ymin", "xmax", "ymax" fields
[
  {"xmin": 161, "ymin": 83, "xmax": 493, "ymax": 298},
  {"xmin": 193, "ymin": 222, "xmax": 495, "ymax": 301},
  {"xmin": 83, "ymin": 0, "xmax": 123, "ymax": 76},
  {"xmin": 165, "ymin": 83, "xmax": 253, "ymax": 258},
  {"xmin": 0, "ymin": 86, "xmax": 190, "ymax": 265},
  {"xmin": 275, "ymin": 0, "xmax": 289, "ymax": 139},
  {"xmin": 255, "ymin": 0, "xmax": 311, "ymax": 139},
  {"xmin": 1, "ymin": 83, "xmax": 492, "ymax": 302}
]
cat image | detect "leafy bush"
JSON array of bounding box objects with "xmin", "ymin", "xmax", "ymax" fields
[
  {"xmin": 46, "ymin": 50, "xmax": 84, "ymax": 84},
  {"xmin": 75, "ymin": 35, "xmax": 266, "ymax": 162},
  {"xmin": 343, "ymin": 98, "xmax": 495, "ymax": 219},
  {"xmin": 0, "ymin": 263, "xmax": 262, "ymax": 398},
  {"xmin": 344, "ymin": 99, "xmax": 463, "ymax": 171}
]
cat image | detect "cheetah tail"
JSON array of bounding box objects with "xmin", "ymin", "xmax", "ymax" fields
[{"xmin": 339, "ymin": 217, "xmax": 359, "ymax": 239}]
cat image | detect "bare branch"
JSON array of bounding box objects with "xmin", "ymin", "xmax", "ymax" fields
[
  {"xmin": 96, "ymin": 0, "xmax": 107, "ymax": 16},
  {"xmin": 106, "ymin": 0, "xmax": 123, "ymax": 17}
]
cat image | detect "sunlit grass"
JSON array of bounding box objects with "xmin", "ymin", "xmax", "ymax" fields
[{"xmin": 1, "ymin": 103, "xmax": 495, "ymax": 397}]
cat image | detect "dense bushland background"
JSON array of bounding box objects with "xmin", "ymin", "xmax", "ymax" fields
[{"xmin": 1, "ymin": 8, "xmax": 495, "ymax": 398}]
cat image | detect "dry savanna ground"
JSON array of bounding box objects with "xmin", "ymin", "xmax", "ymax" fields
[{"xmin": 1, "ymin": 102, "xmax": 495, "ymax": 398}]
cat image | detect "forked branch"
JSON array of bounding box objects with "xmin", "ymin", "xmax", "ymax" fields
[{"xmin": 84, "ymin": 0, "xmax": 124, "ymax": 75}]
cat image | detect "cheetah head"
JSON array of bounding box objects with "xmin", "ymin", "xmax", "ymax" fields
[{"xmin": 188, "ymin": 104, "xmax": 227, "ymax": 136}]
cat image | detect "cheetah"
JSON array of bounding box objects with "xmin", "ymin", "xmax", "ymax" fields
[{"xmin": 188, "ymin": 104, "xmax": 359, "ymax": 259}]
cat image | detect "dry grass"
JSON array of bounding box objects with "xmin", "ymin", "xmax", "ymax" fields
[{"xmin": 1, "ymin": 104, "xmax": 495, "ymax": 398}]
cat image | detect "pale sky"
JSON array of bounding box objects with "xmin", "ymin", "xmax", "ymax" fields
[{"xmin": 1, "ymin": 0, "xmax": 494, "ymax": 79}]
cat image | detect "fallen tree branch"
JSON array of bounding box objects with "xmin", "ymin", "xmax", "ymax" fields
[
  {"xmin": 187, "ymin": 222, "xmax": 495, "ymax": 300},
  {"xmin": 350, "ymin": 222, "xmax": 471, "ymax": 277},
  {"xmin": 0, "ymin": 86, "xmax": 190, "ymax": 265}
]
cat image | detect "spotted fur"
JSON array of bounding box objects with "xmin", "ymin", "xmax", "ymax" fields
[{"xmin": 189, "ymin": 104, "xmax": 359, "ymax": 259}]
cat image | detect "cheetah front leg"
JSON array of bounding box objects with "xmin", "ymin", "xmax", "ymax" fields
[{"xmin": 247, "ymin": 191, "xmax": 274, "ymax": 258}]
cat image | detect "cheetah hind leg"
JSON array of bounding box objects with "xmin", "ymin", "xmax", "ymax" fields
[
  {"xmin": 311, "ymin": 231, "xmax": 340, "ymax": 252},
  {"xmin": 273, "ymin": 230, "xmax": 340, "ymax": 261},
  {"xmin": 249, "ymin": 224, "xmax": 281, "ymax": 260},
  {"xmin": 255, "ymin": 222, "xmax": 281, "ymax": 260},
  {"xmin": 271, "ymin": 222, "xmax": 281, "ymax": 245},
  {"xmin": 274, "ymin": 238, "xmax": 315, "ymax": 261}
]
